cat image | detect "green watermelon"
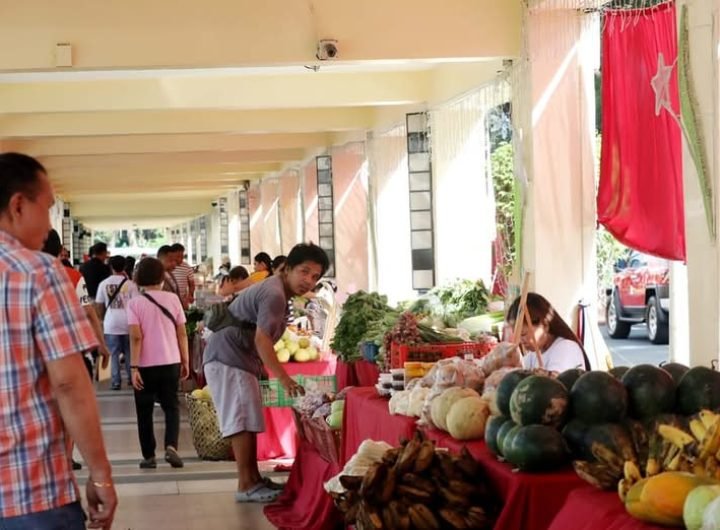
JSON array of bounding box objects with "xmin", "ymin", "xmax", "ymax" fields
[
  {"xmin": 621, "ymin": 364, "xmax": 676, "ymax": 420},
  {"xmin": 609, "ymin": 366, "xmax": 630, "ymax": 379},
  {"xmin": 570, "ymin": 371, "xmax": 628, "ymax": 424},
  {"xmin": 660, "ymin": 362, "xmax": 690, "ymax": 385},
  {"xmin": 510, "ymin": 375, "xmax": 569, "ymax": 428},
  {"xmin": 495, "ymin": 370, "xmax": 533, "ymax": 417},
  {"xmin": 504, "ymin": 425, "xmax": 569, "ymax": 471},
  {"xmin": 557, "ymin": 369, "xmax": 585, "ymax": 391},
  {"xmin": 562, "ymin": 419, "xmax": 590, "ymax": 460},
  {"xmin": 676, "ymin": 367, "xmax": 720, "ymax": 415},
  {"xmin": 496, "ymin": 420, "xmax": 517, "ymax": 457},
  {"xmin": 502, "ymin": 424, "xmax": 523, "ymax": 460},
  {"xmin": 485, "ymin": 416, "xmax": 509, "ymax": 456}
]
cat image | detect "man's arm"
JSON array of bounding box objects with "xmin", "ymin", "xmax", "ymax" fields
[
  {"xmin": 84, "ymin": 306, "xmax": 110, "ymax": 369},
  {"xmin": 46, "ymin": 354, "xmax": 113, "ymax": 480},
  {"xmin": 176, "ymin": 324, "xmax": 190, "ymax": 379},
  {"xmin": 94, "ymin": 303, "xmax": 106, "ymax": 321},
  {"xmin": 256, "ymin": 330, "xmax": 302, "ymax": 396}
]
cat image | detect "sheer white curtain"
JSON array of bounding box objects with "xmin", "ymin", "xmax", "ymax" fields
[
  {"xmin": 368, "ymin": 125, "xmax": 414, "ymax": 305},
  {"xmin": 430, "ymin": 83, "xmax": 508, "ymax": 287}
]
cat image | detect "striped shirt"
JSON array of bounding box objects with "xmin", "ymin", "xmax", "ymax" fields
[
  {"xmin": 171, "ymin": 262, "xmax": 194, "ymax": 299},
  {"xmin": 0, "ymin": 230, "xmax": 98, "ymax": 517}
]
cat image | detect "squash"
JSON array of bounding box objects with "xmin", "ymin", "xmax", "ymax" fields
[
  {"xmin": 625, "ymin": 472, "xmax": 715, "ymax": 526},
  {"xmin": 446, "ymin": 396, "xmax": 490, "ymax": 441}
]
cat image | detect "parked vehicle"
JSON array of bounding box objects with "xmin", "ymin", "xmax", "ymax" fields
[{"xmin": 605, "ymin": 250, "xmax": 670, "ymax": 344}]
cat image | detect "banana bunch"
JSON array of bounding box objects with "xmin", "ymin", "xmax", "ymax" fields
[
  {"xmin": 332, "ymin": 431, "xmax": 494, "ymax": 529},
  {"xmin": 616, "ymin": 410, "xmax": 720, "ymax": 501}
]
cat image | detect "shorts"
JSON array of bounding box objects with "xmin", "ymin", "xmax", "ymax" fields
[{"xmin": 204, "ymin": 362, "xmax": 265, "ymax": 437}]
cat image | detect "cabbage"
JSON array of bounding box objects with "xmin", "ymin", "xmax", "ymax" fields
[
  {"xmin": 446, "ymin": 396, "xmax": 490, "ymax": 440},
  {"xmin": 430, "ymin": 387, "xmax": 480, "ymax": 432}
]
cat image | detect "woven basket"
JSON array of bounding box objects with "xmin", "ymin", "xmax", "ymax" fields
[{"xmin": 185, "ymin": 394, "xmax": 233, "ymax": 461}]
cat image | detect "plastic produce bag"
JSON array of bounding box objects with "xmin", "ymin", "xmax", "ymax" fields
[{"xmin": 324, "ymin": 440, "xmax": 393, "ymax": 494}]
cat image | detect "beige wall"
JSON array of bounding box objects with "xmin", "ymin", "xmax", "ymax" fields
[
  {"xmin": 278, "ymin": 169, "xmax": 301, "ymax": 254},
  {"xmin": 248, "ymin": 181, "xmax": 263, "ymax": 259},
  {"xmin": 260, "ymin": 178, "xmax": 281, "ymax": 258}
]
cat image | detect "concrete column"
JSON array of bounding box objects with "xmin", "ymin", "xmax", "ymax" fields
[{"xmin": 678, "ymin": 0, "xmax": 719, "ymax": 368}]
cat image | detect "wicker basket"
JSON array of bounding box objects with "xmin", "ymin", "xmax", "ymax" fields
[{"xmin": 185, "ymin": 394, "xmax": 233, "ymax": 461}]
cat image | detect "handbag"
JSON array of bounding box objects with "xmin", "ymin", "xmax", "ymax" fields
[{"xmin": 203, "ymin": 301, "xmax": 257, "ymax": 333}]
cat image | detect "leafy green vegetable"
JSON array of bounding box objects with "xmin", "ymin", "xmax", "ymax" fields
[
  {"xmin": 409, "ymin": 279, "xmax": 490, "ymax": 327},
  {"xmin": 330, "ymin": 291, "xmax": 396, "ymax": 361}
]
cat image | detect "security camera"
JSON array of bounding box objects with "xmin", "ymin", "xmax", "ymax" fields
[
  {"xmin": 316, "ymin": 39, "xmax": 338, "ymax": 61},
  {"xmin": 211, "ymin": 201, "xmax": 218, "ymax": 207}
]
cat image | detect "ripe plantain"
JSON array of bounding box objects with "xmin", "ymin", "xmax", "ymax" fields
[
  {"xmin": 455, "ymin": 446, "xmax": 481, "ymax": 479},
  {"xmin": 440, "ymin": 486, "xmax": 468, "ymax": 507},
  {"xmin": 590, "ymin": 442, "xmax": 624, "ymax": 476},
  {"xmin": 401, "ymin": 473, "xmax": 435, "ymax": 493},
  {"xmin": 700, "ymin": 409, "xmax": 720, "ymax": 430},
  {"xmin": 448, "ymin": 479, "xmax": 480, "ymax": 498},
  {"xmin": 690, "ymin": 418, "xmax": 708, "ymax": 442},
  {"xmin": 395, "ymin": 437, "xmax": 422, "ymax": 474},
  {"xmin": 623, "ymin": 460, "xmax": 642, "ymax": 484},
  {"xmin": 360, "ymin": 462, "xmax": 387, "ymax": 500},
  {"xmin": 465, "ymin": 506, "xmax": 488, "ymax": 528},
  {"xmin": 438, "ymin": 508, "xmax": 469, "ymax": 529},
  {"xmin": 382, "ymin": 447, "xmax": 402, "ymax": 466},
  {"xmin": 339, "ymin": 474, "xmax": 363, "ymax": 491},
  {"xmin": 573, "ymin": 460, "xmax": 619, "ymax": 490},
  {"xmin": 699, "ymin": 418, "xmax": 720, "ymax": 460},
  {"xmin": 379, "ymin": 466, "xmax": 397, "ymax": 503},
  {"xmin": 618, "ymin": 478, "xmax": 632, "ymax": 502},
  {"xmin": 396, "ymin": 484, "xmax": 433, "ymax": 503},
  {"xmin": 658, "ymin": 424, "xmax": 699, "ymax": 456},
  {"xmin": 413, "ymin": 441, "xmax": 436, "ymax": 474},
  {"xmin": 408, "ymin": 504, "xmax": 440, "ymax": 530}
]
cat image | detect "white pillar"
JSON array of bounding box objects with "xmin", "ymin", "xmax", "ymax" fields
[
  {"xmin": 678, "ymin": 0, "xmax": 719, "ymax": 368},
  {"xmin": 670, "ymin": 261, "xmax": 691, "ymax": 364}
]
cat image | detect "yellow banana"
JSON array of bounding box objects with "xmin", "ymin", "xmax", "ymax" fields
[
  {"xmin": 646, "ymin": 457, "xmax": 660, "ymax": 477},
  {"xmin": 699, "ymin": 419, "xmax": 720, "ymax": 460},
  {"xmin": 618, "ymin": 478, "xmax": 631, "ymax": 502},
  {"xmin": 700, "ymin": 410, "xmax": 720, "ymax": 430},
  {"xmin": 658, "ymin": 424, "xmax": 698, "ymax": 455},
  {"xmin": 690, "ymin": 419, "xmax": 708, "ymax": 443},
  {"xmin": 624, "ymin": 460, "xmax": 642, "ymax": 483},
  {"xmin": 666, "ymin": 452, "xmax": 682, "ymax": 471}
]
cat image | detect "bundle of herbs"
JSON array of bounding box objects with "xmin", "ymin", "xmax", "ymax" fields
[
  {"xmin": 409, "ymin": 279, "xmax": 490, "ymax": 328},
  {"xmin": 330, "ymin": 291, "xmax": 396, "ymax": 361}
]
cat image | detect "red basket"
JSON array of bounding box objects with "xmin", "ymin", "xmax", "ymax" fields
[
  {"xmin": 389, "ymin": 341, "xmax": 493, "ymax": 369},
  {"xmin": 293, "ymin": 410, "xmax": 342, "ymax": 464}
]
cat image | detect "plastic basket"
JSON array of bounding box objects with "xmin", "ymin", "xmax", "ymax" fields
[
  {"xmin": 361, "ymin": 342, "xmax": 379, "ymax": 362},
  {"xmin": 389, "ymin": 341, "xmax": 491, "ymax": 369},
  {"xmin": 185, "ymin": 394, "xmax": 233, "ymax": 461},
  {"xmin": 260, "ymin": 374, "xmax": 337, "ymax": 407}
]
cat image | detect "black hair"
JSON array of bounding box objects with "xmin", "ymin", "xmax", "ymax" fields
[
  {"xmin": 228, "ymin": 265, "xmax": 249, "ymax": 281},
  {"xmin": 271, "ymin": 255, "xmax": 287, "ymax": 271},
  {"xmin": 0, "ymin": 153, "xmax": 46, "ymax": 215},
  {"xmin": 91, "ymin": 242, "xmax": 108, "ymax": 256},
  {"xmin": 124, "ymin": 256, "xmax": 136, "ymax": 277},
  {"xmin": 157, "ymin": 245, "xmax": 173, "ymax": 258},
  {"xmin": 286, "ymin": 243, "xmax": 330, "ymax": 276},
  {"xmin": 134, "ymin": 257, "xmax": 165, "ymax": 287},
  {"xmin": 109, "ymin": 255, "xmax": 127, "ymax": 273},
  {"xmin": 170, "ymin": 243, "xmax": 185, "ymax": 253},
  {"xmin": 41, "ymin": 229, "xmax": 63, "ymax": 257},
  {"xmin": 254, "ymin": 252, "xmax": 273, "ymax": 274}
]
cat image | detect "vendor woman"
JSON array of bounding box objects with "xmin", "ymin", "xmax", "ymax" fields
[{"xmin": 506, "ymin": 292, "xmax": 590, "ymax": 372}]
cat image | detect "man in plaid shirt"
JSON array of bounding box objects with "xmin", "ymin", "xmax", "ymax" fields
[{"xmin": 0, "ymin": 153, "xmax": 117, "ymax": 529}]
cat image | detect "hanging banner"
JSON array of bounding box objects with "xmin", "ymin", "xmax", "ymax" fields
[{"xmin": 597, "ymin": 2, "xmax": 686, "ymax": 261}]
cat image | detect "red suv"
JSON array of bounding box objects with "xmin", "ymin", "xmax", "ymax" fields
[{"xmin": 605, "ymin": 250, "xmax": 670, "ymax": 344}]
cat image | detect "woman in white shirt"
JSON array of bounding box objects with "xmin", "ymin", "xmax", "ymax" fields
[{"xmin": 506, "ymin": 293, "xmax": 590, "ymax": 373}]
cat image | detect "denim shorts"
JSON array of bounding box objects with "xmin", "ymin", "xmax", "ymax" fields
[{"xmin": 0, "ymin": 502, "xmax": 85, "ymax": 530}]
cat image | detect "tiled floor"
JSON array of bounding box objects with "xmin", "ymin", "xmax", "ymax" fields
[{"xmin": 77, "ymin": 385, "xmax": 282, "ymax": 529}]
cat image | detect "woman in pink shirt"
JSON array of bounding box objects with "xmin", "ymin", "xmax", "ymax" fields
[{"xmin": 127, "ymin": 257, "xmax": 189, "ymax": 469}]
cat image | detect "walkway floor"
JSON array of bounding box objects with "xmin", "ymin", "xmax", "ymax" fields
[{"xmin": 77, "ymin": 385, "xmax": 283, "ymax": 530}]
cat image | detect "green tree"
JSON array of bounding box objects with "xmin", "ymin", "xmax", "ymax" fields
[{"xmin": 491, "ymin": 141, "xmax": 517, "ymax": 288}]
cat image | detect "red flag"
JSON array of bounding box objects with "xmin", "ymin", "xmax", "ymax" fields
[{"xmin": 598, "ymin": 2, "xmax": 686, "ymax": 261}]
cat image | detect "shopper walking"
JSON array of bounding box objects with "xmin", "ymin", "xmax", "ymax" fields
[
  {"xmin": 0, "ymin": 152, "xmax": 116, "ymax": 529},
  {"xmin": 127, "ymin": 257, "xmax": 189, "ymax": 469}
]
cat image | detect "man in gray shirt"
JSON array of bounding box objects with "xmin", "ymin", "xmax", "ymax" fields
[{"xmin": 203, "ymin": 243, "xmax": 329, "ymax": 504}]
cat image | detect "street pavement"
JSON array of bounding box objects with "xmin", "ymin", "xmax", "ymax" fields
[{"xmin": 600, "ymin": 324, "xmax": 669, "ymax": 368}]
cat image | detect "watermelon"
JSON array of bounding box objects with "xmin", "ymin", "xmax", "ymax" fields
[
  {"xmin": 485, "ymin": 415, "xmax": 510, "ymax": 456},
  {"xmin": 609, "ymin": 366, "xmax": 630, "ymax": 379},
  {"xmin": 557, "ymin": 368, "xmax": 585, "ymax": 391},
  {"xmin": 676, "ymin": 367, "xmax": 720, "ymax": 416},
  {"xmin": 621, "ymin": 364, "xmax": 676, "ymax": 420},
  {"xmin": 570, "ymin": 371, "xmax": 628, "ymax": 424},
  {"xmin": 504, "ymin": 425, "xmax": 569, "ymax": 471},
  {"xmin": 502, "ymin": 424, "xmax": 523, "ymax": 460},
  {"xmin": 510, "ymin": 375, "xmax": 569, "ymax": 428},
  {"xmin": 496, "ymin": 420, "xmax": 517, "ymax": 457},
  {"xmin": 660, "ymin": 362, "xmax": 690, "ymax": 385},
  {"xmin": 495, "ymin": 370, "xmax": 533, "ymax": 417},
  {"xmin": 562, "ymin": 419, "xmax": 590, "ymax": 460}
]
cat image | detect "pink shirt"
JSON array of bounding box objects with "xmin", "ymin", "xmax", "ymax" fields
[{"xmin": 126, "ymin": 291, "xmax": 186, "ymax": 367}]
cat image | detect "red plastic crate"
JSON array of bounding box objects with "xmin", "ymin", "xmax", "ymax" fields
[{"xmin": 389, "ymin": 341, "xmax": 492, "ymax": 369}]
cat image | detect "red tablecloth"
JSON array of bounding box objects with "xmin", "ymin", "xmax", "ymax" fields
[
  {"xmin": 341, "ymin": 387, "xmax": 416, "ymax": 464},
  {"xmin": 423, "ymin": 428, "xmax": 585, "ymax": 530},
  {"xmin": 335, "ymin": 360, "xmax": 358, "ymax": 390},
  {"xmin": 353, "ymin": 360, "xmax": 380, "ymax": 387},
  {"xmin": 258, "ymin": 357, "xmax": 337, "ymax": 461},
  {"xmin": 549, "ymin": 487, "xmax": 667, "ymax": 530},
  {"xmin": 264, "ymin": 440, "xmax": 343, "ymax": 530}
]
